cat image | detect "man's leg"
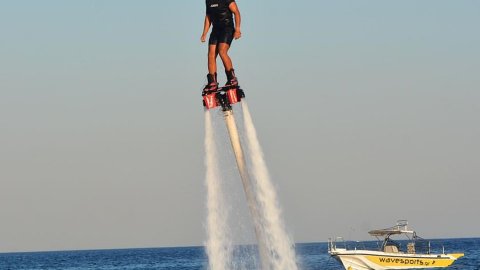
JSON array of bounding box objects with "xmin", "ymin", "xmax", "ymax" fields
[
  {"xmin": 218, "ymin": 43, "xmax": 233, "ymax": 71},
  {"xmin": 204, "ymin": 44, "xmax": 219, "ymax": 92},
  {"xmin": 218, "ymin": 43, "xmax": 238, "ymax": 86},
  {"xmin": 208, "ymin": 44, "xmax": 218, "ymax": 75}
]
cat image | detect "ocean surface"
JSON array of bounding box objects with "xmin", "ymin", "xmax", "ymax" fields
[{"xmin": 1, "ymin": 238, "xmax": 478, "ymax": 270}]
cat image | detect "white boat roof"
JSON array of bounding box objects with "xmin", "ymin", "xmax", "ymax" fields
[
  {"xmin": 368, "ymin": 228, "xmax": 415, "ymax": 236},
  {"xmin": 368, "ymin": 220, "xmax": 415, "ymax": 237}
]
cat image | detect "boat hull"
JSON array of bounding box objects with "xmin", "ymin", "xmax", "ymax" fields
[{"xmin": 331, "ymin": 250, "xmax": 464, "ymax": 270}]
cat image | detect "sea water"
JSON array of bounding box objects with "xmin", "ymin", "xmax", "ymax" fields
[{"xmin": 1, "ymin": 238, "xmax": 478, "ymax": 270}]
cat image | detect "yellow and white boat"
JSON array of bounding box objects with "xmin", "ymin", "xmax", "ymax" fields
[{"xmin": 328, "ymin": 220, "xmax": 464, "ymax": 270}]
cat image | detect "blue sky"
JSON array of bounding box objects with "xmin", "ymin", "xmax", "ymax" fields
[{"xmin": 1, "ymin": 1, "xmax": 479, "ymax": 252}]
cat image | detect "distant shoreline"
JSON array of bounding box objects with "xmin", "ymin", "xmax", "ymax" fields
[{"xmin": 2, "ymin": 237, "xmax": 478, "ymax": 255}]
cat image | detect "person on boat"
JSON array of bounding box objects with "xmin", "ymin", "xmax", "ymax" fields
[{"xmin": 201, "ymin": 0, "xmax": 242, "ymax": 92}]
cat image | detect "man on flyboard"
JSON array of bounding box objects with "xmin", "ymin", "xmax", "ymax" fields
[{"xmin": 201, "ymin": 0, "xmax": 242, "ymax": 93}]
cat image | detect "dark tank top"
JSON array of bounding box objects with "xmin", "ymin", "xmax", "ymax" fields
[{"xmin": 206, "ymin": 0, "xmax": 235, "ymax": 29}]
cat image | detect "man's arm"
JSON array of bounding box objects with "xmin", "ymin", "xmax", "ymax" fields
[
  {"xmin": 229, "ymin": 2, "xmax": 241, "ymax": 39},
  {"xmin": 201, "ymin": 15, "xmax": 211, "ymax": 42}
]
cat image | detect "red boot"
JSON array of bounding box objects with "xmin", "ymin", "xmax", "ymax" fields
[
  {"xmin": 203, "ymin": 73, "xmax": 218, "ymax": 94},
  {"xmin": 225, "ymin": 69, "xmax": 238, "ymax": 88}
]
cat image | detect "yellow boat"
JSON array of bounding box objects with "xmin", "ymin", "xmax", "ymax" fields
[{"xmin": 328, "ymin": 220, "xmax": 464, "ymax": 270}]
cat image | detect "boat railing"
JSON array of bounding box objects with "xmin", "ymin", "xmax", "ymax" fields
[
  {"xmin": 328, "ymin": 237, "xmax": 346, "ymax": 252},
  {"xmin": 329, "ymin": 237, "xmax": 435, "ymax": 254},
  {"xmin": 381, "ymin": 238, "xmax": 433, "ymax": 254},
  {"xmin": 329, "ymin": 237, "xmax": 381, "ymax": 252},
  {"xmin": 413, "ymin": 238, "xmax": 431, "ymax": 254}
]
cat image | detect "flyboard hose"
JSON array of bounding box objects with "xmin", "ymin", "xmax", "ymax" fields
[{"xmin": 223, "ymin": 109, "xmax": 270, "ymax": 270}]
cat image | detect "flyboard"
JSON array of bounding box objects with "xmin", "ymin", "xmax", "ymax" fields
[{"xmin": 202, "ymin": 86, "xmax": 270, "ymax": 269}]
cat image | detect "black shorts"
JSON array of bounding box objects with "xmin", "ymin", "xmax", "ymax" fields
[{"xmin": 209, "ymin": 27, "xmax": 234, "ymax": 46}]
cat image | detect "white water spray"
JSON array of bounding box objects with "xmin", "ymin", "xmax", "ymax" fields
[
  {"xmin": 241, "ymin": 101, "xmax": 299, "ymax": 270},
  {"xmin": 204, "ymin": 111, "xmax": 232, "ymax": 270},
  {"xmin": 204, "ymin": 100, "xmax": 298, "ymax": 270}
]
